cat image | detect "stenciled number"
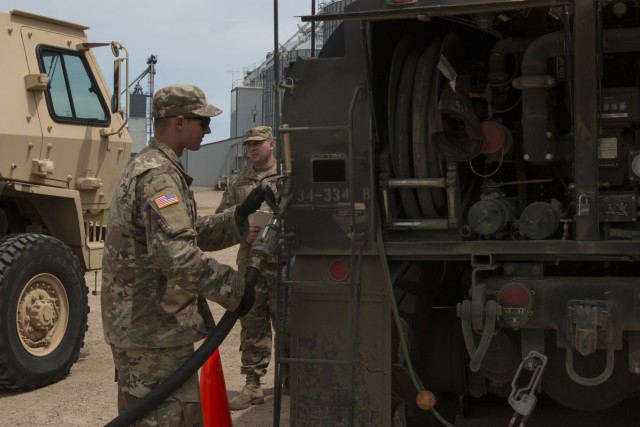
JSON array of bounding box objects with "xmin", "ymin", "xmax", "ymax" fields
[{"xmin": 295, "ymin": 187, "xmax": 371, "ymax": 203}]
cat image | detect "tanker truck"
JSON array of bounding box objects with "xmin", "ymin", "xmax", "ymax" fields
[
  {"xmin": 0, "ymin": 10, "xmax": 131, "ymax": 390},
  {"xmin": 278, "ymin": 0, "xmax": 640, "ymax": 425}
]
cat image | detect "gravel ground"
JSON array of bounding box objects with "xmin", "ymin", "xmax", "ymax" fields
[{"xmin": 0, "ymin": 188, "xmax": 289, "ymax": 426}]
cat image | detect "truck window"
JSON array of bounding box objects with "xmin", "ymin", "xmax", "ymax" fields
[{"xmin": 38, "ymin": 46, "xmax": 110, "ymax": 125}]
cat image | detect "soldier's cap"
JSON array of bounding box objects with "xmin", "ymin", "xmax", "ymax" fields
[
  {"xmin": 152, "ymin": 84, "xmax": 222, "ymax": 119},
  {"xmin": 244, "ymin": 126, "xmax": 273, "ymax": 142}
]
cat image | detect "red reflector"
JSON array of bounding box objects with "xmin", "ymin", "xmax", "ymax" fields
[
  {"xmin": 480, "ymin": 120, "xmax": 506, "ymax": 154},
  {"xmin": 498, "ymin": 283, "xmax": 530, "ymax": 307},
  {"xmin": 394, "ymin": 0, "xmax": 404, "ymax": 3},
  {"xmin": 329, "ymin": 260, "xmax": 349, "ymax": 281}
]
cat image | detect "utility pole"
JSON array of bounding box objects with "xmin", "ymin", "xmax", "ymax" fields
[
  {"xmin": 273, "ymin": 0, "xmax": 280, "ymax": 148},
  {"xmin": 311, "ymin": 0, "xmax": 316, "ymax": 56}
]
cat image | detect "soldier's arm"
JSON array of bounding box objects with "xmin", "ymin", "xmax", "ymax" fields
[
  {"xmin": 141, "ymin": 172, "xmax": 244, "ymax": 311},
  {"xmin": 196, "ymin": 207, "xmax": 248, "ymax": 251},
  {"xmin": 214, "ymin": 184, "xmax": 233, "ymax": 213},
  {"xmin": 199, "ymin": 176, "xmax": 248, "ymax": 250}
]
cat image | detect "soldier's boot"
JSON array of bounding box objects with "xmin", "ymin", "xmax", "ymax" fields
[{"xmin": 228, "ymin": 374, "xmax": 264, "ymax": 410}]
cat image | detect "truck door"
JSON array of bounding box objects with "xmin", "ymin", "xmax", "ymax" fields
[{"xmin": 20, "ymin": 24, "xmax": 125, "ymax": 207}]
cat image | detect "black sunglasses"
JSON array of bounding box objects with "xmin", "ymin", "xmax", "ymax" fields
[
  {"xmin": 185, "ymin": 116, "xmax": 211, "ymax": 130},
  {"xmin": 163, "ymin": 115, "xmax": 211, "ymax": 129}
]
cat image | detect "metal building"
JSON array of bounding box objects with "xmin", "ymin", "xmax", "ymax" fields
[
  {"xmin": 129, "ymin": 93, "xmax": 148, "ymax": 154},
  {"xmin": 235, "ymin": 1, "xmax": 345, "ymax": 134},
  {"xmin": 181, "ymin": 136, "xmax": 251, "ymax": 187},
  {"xmin": 127, "ymin": 54, "xmax": 157, "ymax": 155},
  {"xmin": 322, "ymin": 0, "xmax": 354, "ymax": 40},
  {"xmin": 230, "ymin": 86, "xmax": 265, "ymax": 139}
]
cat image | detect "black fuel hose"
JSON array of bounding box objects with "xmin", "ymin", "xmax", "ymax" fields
[{"xmin": 105, "ymin": 267, "xmax": 261, "ymax": 427}]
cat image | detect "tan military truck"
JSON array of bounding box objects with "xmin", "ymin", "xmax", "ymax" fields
[{"xmin": 0, "ymin": 10, "xmax": 131, "ymax": 390}]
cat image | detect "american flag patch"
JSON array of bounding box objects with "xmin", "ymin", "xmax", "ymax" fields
[{"xmin": 154, "ymin": 193, "xmax": 179, "ymax": 209}]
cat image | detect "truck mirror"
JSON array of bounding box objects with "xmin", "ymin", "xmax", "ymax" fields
[
  {"xmin": 112, "ymin": 58, "xmax": 122, "ymax": 114},
  {"xmin": 101, "ymin": 41, "xmax": 129, "ymax": 136},
  {"xmin": 111, "ymin": 42, "xmax": 120, "ymax": 57}
]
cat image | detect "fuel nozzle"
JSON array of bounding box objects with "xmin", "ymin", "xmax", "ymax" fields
[
  {"xmin": 247, "ymin": 215, "xmax": 282, "ymax": 274},
  {"xmin": 238, "ymin": 217, "xmax": 281, "ymax": 317}
]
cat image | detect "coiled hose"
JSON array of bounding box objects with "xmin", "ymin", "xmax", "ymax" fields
[{"xmin": 104, "ymin": 267, "xmax": 261, "ymax": 427}]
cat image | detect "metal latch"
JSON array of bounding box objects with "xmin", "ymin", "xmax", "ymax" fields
[
  {"xmin": 577, "ymin": 193, "xmax": 593, "ymax": 216},
  {"xmin": 565, "ymin": 300, "xmax": 614, "ymax": 386},
  {"xmin": 24, "ymin": 73, "xmax": 49, "ymax": 91},
  {"xmin": 31, "ymin": 159, "xmax": 54, "ymax": 177},
  {"xmin": 567, "ymin": 300, "xmax": 609, "ymax": 356},
  {"xmin": 76, "ymin": 175, "xmax": 103, "ymax": 190},
  {"xmin": 458, "ymin": 297, "xmax": 500, "ymax": 372},
  {"xmin": 507, "ymin": 350, "xmax": 547, "ymax": 427}
]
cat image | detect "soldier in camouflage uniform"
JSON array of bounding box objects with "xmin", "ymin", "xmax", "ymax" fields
[
  {"xmin": 101, "ymin": 84, "xmax": 264, "ymax": 426},
  {"xmin": 218, "ymin": 126, "xmax": 289, "ymax": 410}
]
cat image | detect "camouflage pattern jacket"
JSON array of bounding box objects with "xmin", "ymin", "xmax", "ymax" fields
[
  {"xmin": 216, "ymin": 162, "xmax": 278, "ymax": 270},
  {"xmin": 102, "ymin": 137, "xmax": 246, "ymax": 348}
]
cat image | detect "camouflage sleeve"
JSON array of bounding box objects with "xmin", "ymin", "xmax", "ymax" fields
[
  {"xmin": 140, "ymin": 172, "xmax": 244, "ymax": 311},
  {"xmin": 214, "ymin": 185, "xmax": 234, "ymax": 213},
  {"xmin": 208, "ymin": 176, "xmax": 251, "ymax": 248},
  {"xmin": 195, "ymin": 206, "xmax": 248, "ymax": 251}
]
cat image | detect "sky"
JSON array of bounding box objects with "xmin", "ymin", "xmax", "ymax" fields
[{"xmin": 0, "ymin": 0, "xmax": 313, "ymax": 141}]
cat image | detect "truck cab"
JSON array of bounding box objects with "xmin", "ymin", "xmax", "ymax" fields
[{"xmin": 0, "ymin": 9, "xmax": 131, "ymax": 390}]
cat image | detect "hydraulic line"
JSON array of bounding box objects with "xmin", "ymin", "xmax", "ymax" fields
[
  {"xmin": 104, "ymin": 267, "xmax": 261, "ymax": 427},
  {"xmin": 377, "ymin": 227, "xmax": 454, "ymax": 427}
]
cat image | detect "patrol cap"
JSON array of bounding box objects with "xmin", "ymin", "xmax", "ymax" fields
[
  {"xmin": 152, "ymin": 84, "xmax": 222, "ymax": 118},
  {"xmin": 244, "ymin": 126, "xmax": 273, "ymax": 142}
]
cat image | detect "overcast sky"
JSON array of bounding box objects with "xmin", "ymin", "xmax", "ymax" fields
[{"xmin": 0, "ymin": 0, "xmax": 313, "ymax": 141}]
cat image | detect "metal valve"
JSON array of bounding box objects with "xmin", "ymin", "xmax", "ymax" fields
[{"xmin": 248, "ymin": 216, "xmax": 282, "ymax": 273}]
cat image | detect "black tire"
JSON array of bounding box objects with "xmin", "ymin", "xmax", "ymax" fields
[{"xmin": 0, "ymin": 233, "xmax": 88, "ymax": 390}]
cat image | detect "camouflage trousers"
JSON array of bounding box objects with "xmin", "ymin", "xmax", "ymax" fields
[
  {"xmin": 239, "ymin": 265, "xmax": 290, "ymax": 379},
  {"xmin": 111, "ymin": 344, "xmax": 203, "ymax": 427}
]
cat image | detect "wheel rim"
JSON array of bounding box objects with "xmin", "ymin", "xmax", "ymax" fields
[{"xmin": 16, "ymin": 273, "xmax": 69, "ymax": 357}]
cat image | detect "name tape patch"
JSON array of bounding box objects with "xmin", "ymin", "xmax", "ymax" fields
[{"xmin": 154, "ymin": 193, "xmax": 179, "ymax": 209}]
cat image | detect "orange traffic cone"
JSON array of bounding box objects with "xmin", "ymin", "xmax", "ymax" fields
[{"xmin": 200, "ymin": 348, "xmax": 233, "ymax": 427}]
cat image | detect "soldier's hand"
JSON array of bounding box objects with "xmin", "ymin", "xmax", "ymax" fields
[
  {"xmin": 236, "ymin": 186, "xmax": 266, "ymax": 218},
  {"xmin": 245, "ymin": 226, "xmax": 261, "ymax": 244},
  {"xmin": 237, "ymin": 268, "xmax": 258, "ymax": 317}
]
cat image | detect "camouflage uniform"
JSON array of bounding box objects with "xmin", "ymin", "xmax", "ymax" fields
[
  {"xmin": 102, "ymin": 84, "xmax": 244, "ymax": 426},
  {"xmin": 216, "ymin": 160, "xmax": 279, "ymax": 379},
  {"xmin": 217, "ymin": 126, "xmax": 290, "ymax": 410}
]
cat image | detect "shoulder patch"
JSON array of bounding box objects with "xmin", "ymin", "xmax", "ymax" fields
[{"xmin": 154, "ymin": 192, "xmax": 180, "ymax": 209}]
